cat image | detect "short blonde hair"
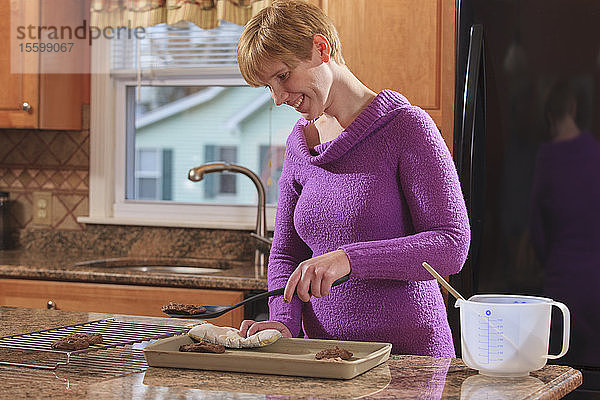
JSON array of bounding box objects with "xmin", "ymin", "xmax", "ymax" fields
[{"xmin": 237, "ymin": 0, "xmax": 344, "ymax": 87}]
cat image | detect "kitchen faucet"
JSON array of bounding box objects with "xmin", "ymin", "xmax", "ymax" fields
[{"xmin": 188, "ymin": 162, "xmax": 270, "ymax": 275}]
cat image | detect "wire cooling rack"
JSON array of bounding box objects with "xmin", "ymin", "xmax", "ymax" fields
[{"xmin": 0, "ymin": 318, "xmax": 190, "ymax": 370}]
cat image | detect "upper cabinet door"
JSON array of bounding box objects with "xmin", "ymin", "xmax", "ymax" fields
[
  {"xmin": 0, "ymin": 0, "xmax": 88, "ymax": 130},
  {"xmin": 322, "ymin": 0, "xmax": 456, "ymax": 150},
  {"xmin": 0, "ymin": 0, "xmax": 39, "ymax": 129}
]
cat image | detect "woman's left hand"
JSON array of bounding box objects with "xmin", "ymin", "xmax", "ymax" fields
[{"xmin": 283, "ymin": 249, "xmax": 351, "ymax": 303}]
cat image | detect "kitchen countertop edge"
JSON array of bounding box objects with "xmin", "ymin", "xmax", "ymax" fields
[{"xmin": 0, "ymin": 250, "xmax": 268, "ymax": 291}]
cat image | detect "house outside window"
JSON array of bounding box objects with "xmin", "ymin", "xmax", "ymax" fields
[
  {"xmin": 83, "ymin": 21, "xmax": 298, "ymax": 229},
  {"xmin": 135, "ymin": 148, "xmax": 161, "ymax": 200},
  {"xmin": 204, "ymin": 145, "xmax": 238, "ymax": 198},
  {"xmin": 134, "ymin": 148, "xmax": 173, "ymax": 201}
]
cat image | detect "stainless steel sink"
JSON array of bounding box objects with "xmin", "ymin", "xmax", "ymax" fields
[
  {"xmin": 71, "ymin": 257, "xmax": 242, "ymax": 275},
  {"xmin": 117, "ymin": 266, "xmax": 223, "ymax": 274}
]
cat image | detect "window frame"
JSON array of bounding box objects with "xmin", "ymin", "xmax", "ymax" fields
[{"xmin": 78, "ymin": 36, "xmax": 278, "ymax": 230}]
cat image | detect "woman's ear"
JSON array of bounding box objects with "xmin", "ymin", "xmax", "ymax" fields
[{"xmin": 313, "ymin": 34, "xmax": 331, "ymax": 63}]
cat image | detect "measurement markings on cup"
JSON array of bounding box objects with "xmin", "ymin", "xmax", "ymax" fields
[{"xmin": 477, "ymin": 309, "xmax": 504, "ymax": 364}]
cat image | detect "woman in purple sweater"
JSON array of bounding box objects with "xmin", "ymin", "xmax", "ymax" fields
[{"xmin": 236, "ymin": 0, "xmax": 470, "ymax": 357}]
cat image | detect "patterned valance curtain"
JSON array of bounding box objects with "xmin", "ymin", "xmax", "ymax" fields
[{"xmin": 91, "ymin": 0, "xmax": 272, "ymax": 30}]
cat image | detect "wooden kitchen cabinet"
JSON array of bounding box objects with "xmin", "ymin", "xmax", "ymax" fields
[
  {"xmin": 0, "ymin": 279, "xmax": 245, "ymax": 328},
  {"xmin": 0, "ymin": 0, "xmax": 89, "ymax": 130},
  {"xmin": 313, "ymin": 0, "xmax": 456, "ymax": 151}
]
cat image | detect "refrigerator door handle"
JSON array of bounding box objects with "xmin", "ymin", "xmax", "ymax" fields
[
  {"xmin": 462, "ymin": 24, "xmax": 484, "ymax": 184},
  {"xmin": 456, "ymin": 24, "xmax": 486, "ymax": 297}
]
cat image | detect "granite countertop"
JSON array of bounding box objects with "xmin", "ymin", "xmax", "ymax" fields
[
  {"xmin": 0, "ymin": 249, "xmax": 267, "ymax": 291},
  {"xmin": 0, "ymin": 307, "xmax": 582, "ymax": 399}
]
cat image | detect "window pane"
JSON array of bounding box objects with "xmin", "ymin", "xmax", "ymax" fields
[
  {"xmin": 138, "ymin": 149, "xmax": 158, "ymax": 173},
  {"xmin": 220, "ymin": 175, "xmax": 236, "ymax": 194},
  {"xmin": 138, "ymin": 178, "xmax": 158, "ymax": 200},
  {"xmin": 128, "ymin": 85, "xmax": 297, "ymax": 205},
  {"xmin": 219, "ymin": 146, "xmax": 237, "ymax": 163}
]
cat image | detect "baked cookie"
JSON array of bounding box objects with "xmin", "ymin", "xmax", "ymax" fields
[
  {"xmin": 179, "ymin": 341, "xmax": 226, "ymax": 354},
  {"xmin": 315, "ymin": 346, "xmax": 353, "ymax": 360},
  {"xmin": 67, "ymin": 333, "xmax": 104, "ymax": 345},
  {"xmin": 162, "ymin": 302, "xmax": 207, "ymax": 315},
  {"xmin": 51, "ymin": 337, "xmax": 90, "ymax": 351}
]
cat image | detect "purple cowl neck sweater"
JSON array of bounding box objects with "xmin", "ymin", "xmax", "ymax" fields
[{"xmin": 267, "ymin": 90, "xmax": 470, "ymax": 357}]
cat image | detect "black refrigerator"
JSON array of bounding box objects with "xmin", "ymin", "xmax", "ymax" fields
[{"xmin": 451, "ymin": 0, "xmax": 600, "ymax": 397}]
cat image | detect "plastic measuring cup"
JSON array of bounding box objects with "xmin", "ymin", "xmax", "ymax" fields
[{"xmin": 455, "ymin": 294, "xmax": 570, "ymax": 377}]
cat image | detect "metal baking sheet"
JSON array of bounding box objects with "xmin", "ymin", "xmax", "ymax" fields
[{"xmin": 143, "ymin": 335, "xmax": 392, "ymax": 380}]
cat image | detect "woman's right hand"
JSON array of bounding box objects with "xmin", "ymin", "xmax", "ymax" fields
[{"xmin": 239, "ymin": 319, "xmax": 292, "ymax": 338}]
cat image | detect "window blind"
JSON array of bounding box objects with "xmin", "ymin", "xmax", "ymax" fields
[{"xmin": 110, "ymin": 21, "xmax": 244, "ymax": 77}]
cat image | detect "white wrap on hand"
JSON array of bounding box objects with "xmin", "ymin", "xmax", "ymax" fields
[{"xmin": 188, "ymin": 323, "xmax": 281, "ymax": 348}]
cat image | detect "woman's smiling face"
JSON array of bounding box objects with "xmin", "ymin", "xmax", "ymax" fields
[{"xmin": 259, "ymin": 40, "xmax": 333, "ymax": 121}]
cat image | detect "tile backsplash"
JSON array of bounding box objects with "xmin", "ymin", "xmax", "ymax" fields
[
  {"xmin": 0, "ymin": 107, "xmax": 252, "ymax": 261},
  {"xmin": 0, "ymin": 113, "xmax": 90, "ymax": 246}
]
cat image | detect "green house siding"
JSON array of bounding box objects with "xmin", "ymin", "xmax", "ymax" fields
[{"xmin": 135, "ymin": 86, "xmax": 297, "ymax": 204}]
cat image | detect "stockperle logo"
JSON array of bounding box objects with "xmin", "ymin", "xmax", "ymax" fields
[{"xmin": 10, "ymin": 3, "xmax": 145, "ymax": 74}]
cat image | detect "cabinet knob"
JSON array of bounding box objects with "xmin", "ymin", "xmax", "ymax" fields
[
  {"xmin": 47, "ymin": 300, "xmax": 57, "ymax": 310},
  {"xmin": 22, "ymin": 102, "xmax": 33, "ymax": 113}
]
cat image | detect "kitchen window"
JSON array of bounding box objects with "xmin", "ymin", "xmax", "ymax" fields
[
  {"xmin": 81, "ymin": 21, "xmax": 298, "ymax": 229},
  {"xmin": 134, "ymin": 148, "xmax": 172, "ymax": 201}
]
